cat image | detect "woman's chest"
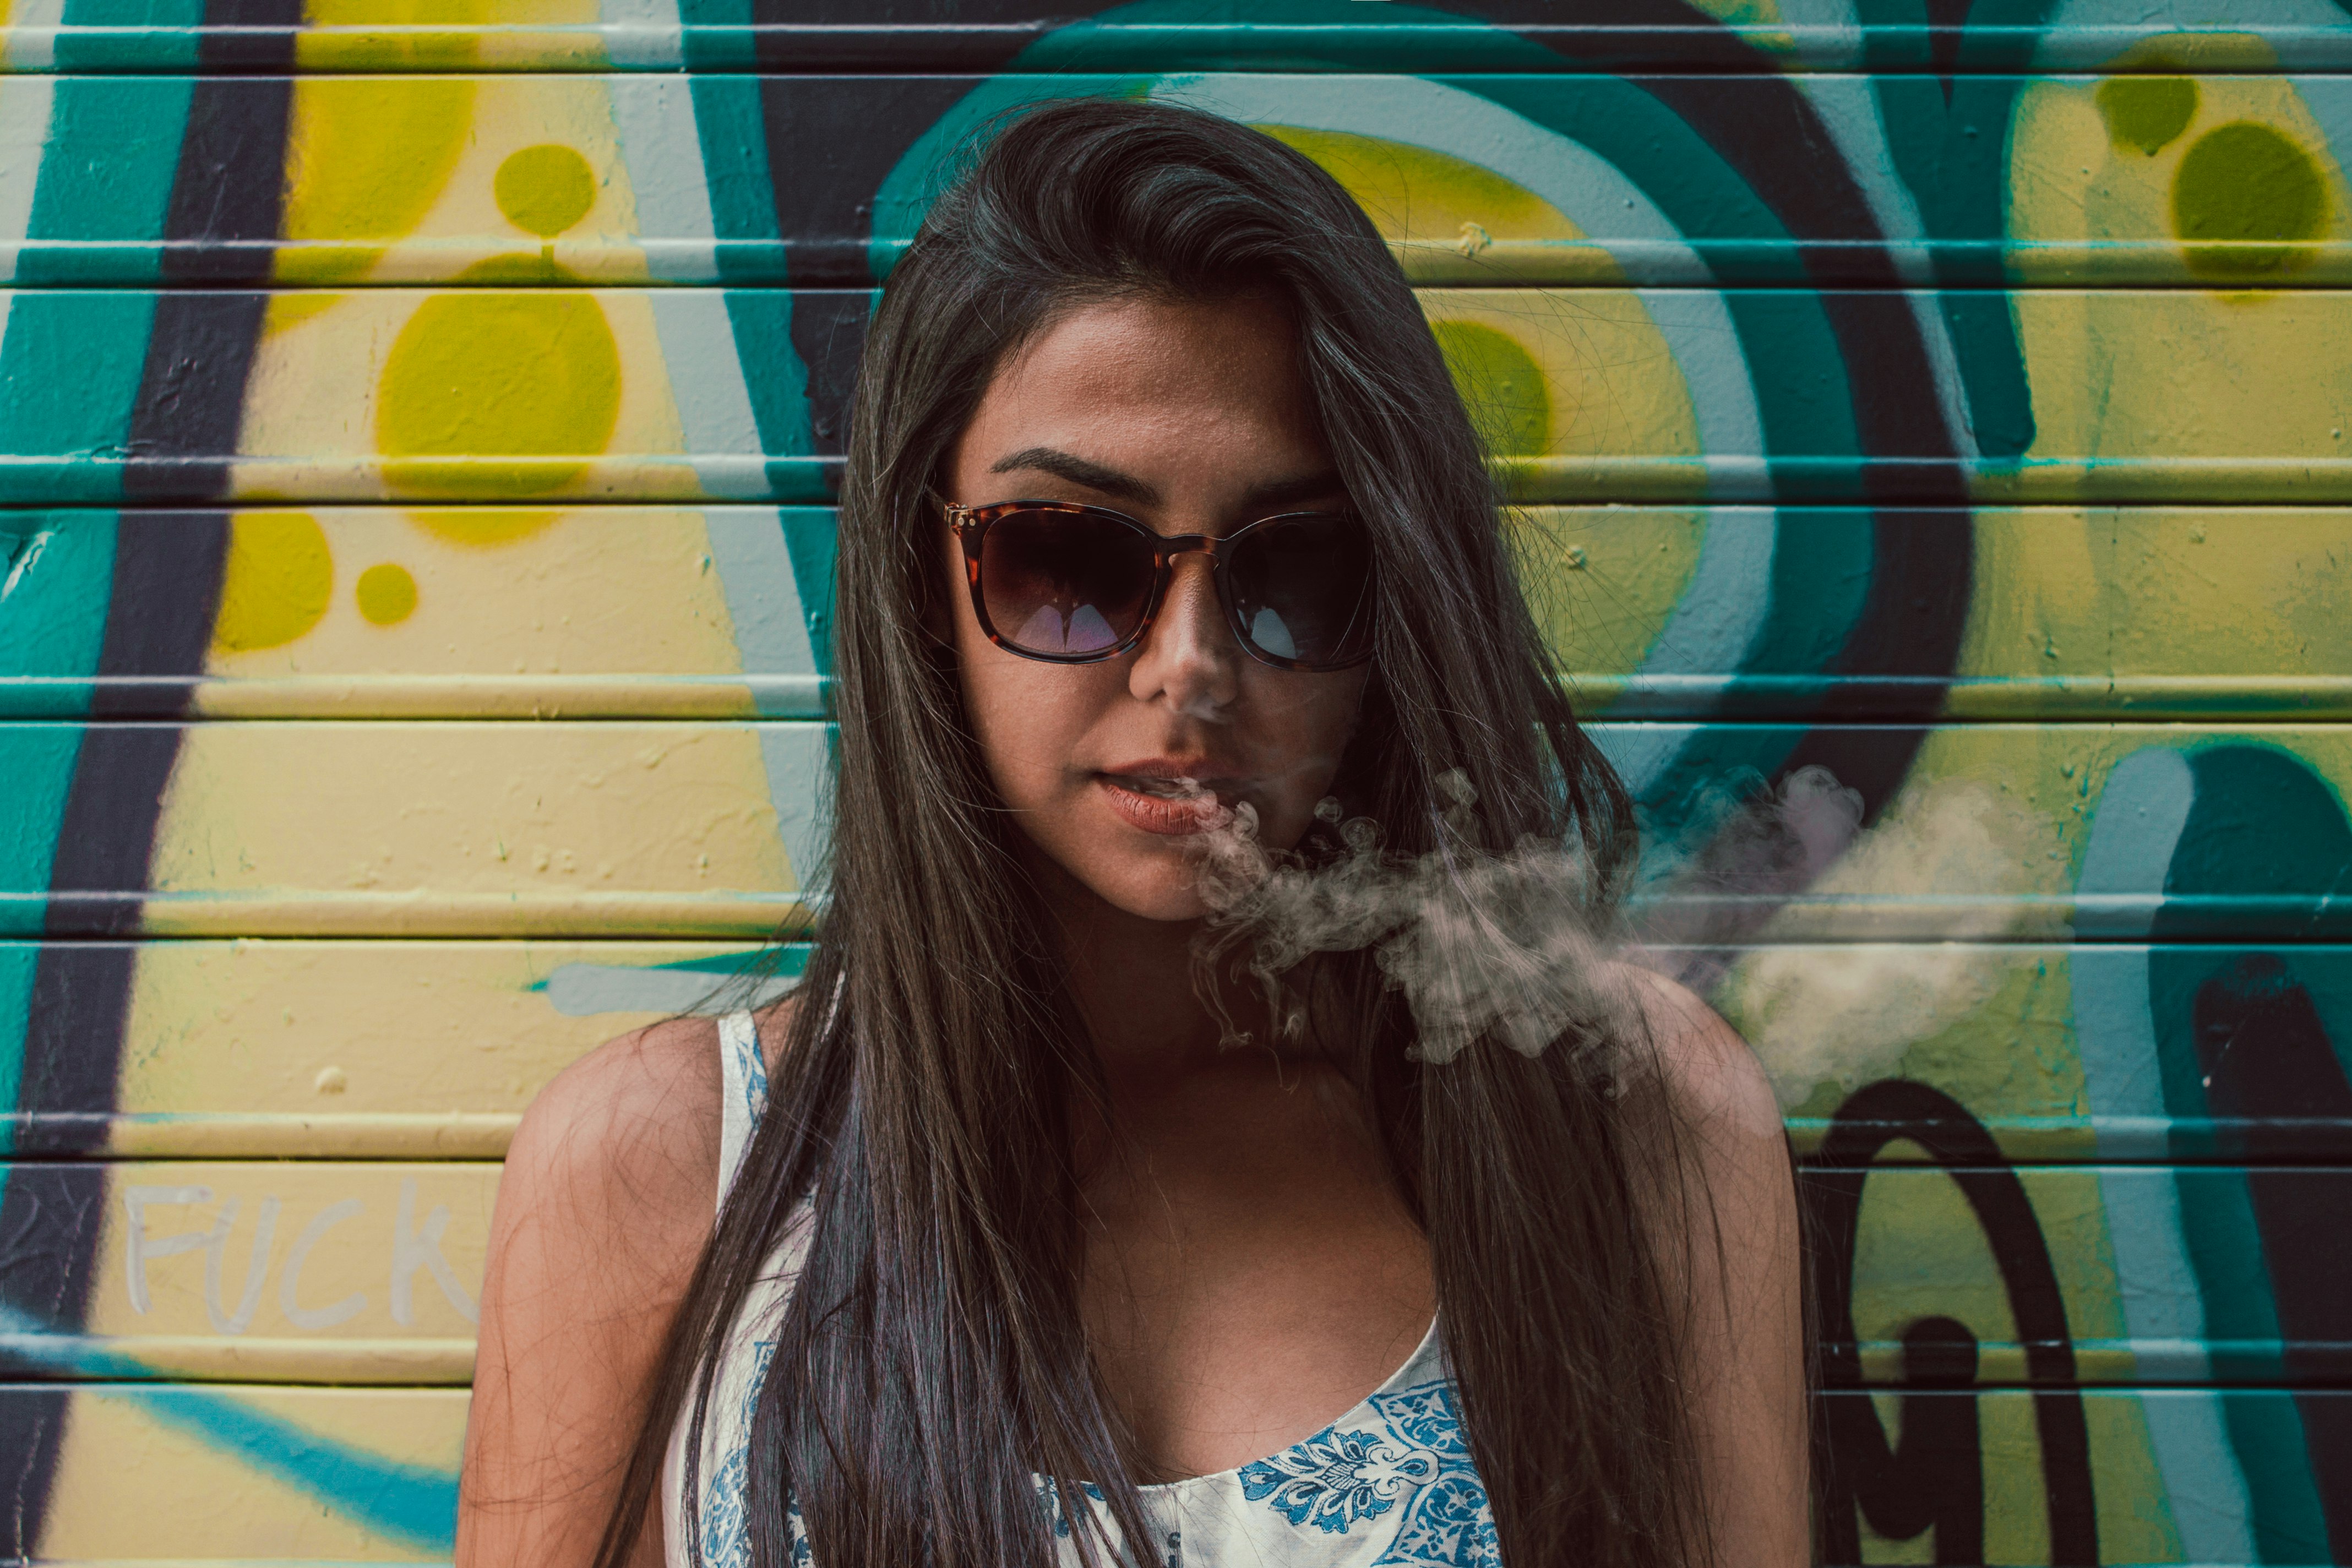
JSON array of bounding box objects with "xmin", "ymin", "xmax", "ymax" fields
[{"xmin": 1077, "ymin": 1111, "xmax": 1436, "ymax": 1483}]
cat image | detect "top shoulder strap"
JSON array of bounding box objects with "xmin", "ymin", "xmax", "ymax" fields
[{"xmin": 714, "ymin": 1009, "xmax": 769, "ymax": 1209}]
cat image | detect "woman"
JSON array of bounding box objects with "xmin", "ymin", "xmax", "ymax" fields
[{"xmin": 458, "ymin": 97, "xmax": 1805, "ymax": 1568}]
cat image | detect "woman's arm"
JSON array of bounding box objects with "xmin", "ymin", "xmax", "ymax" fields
[
  {"xmin": 456, "ymin": 1017, "xmax": 723, "ymax": 1568},
  {"xmin": 1626, "ymin": 967, "xmax": 1811, "ymax": 1567}
]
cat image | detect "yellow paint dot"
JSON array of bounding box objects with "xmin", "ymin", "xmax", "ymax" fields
[
  {"xmin": 213, "ymin": 511, "xmax": 333, "ymax": 652},
  {"xmin": 356, "ymin": 562, "xmax": 418, "ymax": 624},
  {"xmin": 494, "ymin": 144, "xmax": 597, "ymax": 239},
  {"xmin": 410, "ymin": 510, "xmax": 560, "ymax": 547},
  {"xmin": 376, "ymin": 292, "xmax": 622, "ymax": 498}
]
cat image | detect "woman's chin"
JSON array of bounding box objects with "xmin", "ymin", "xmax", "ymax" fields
[
  {"xmin": 1059, "ymin": 856, "xmax": 1218, "ymax": 925},
  {"xmin": 1103, "ymin": 878, "xmax": 1217, "ymax": 925}
]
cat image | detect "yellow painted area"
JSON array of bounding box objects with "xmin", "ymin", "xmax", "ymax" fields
[
  {"xmin": 1509, "ymin": 505, "xmax": 1707, "ymax": 681},
  {"xmin": 1816, "ymin": 1147, "xmax": 2174, "ymax": 1566},
  {"xmin": 1261, "ymin": 126, "xmax": 1586, "ymax": 251},
  {"xmin": 276, "ymin": 77, "xmax": 476, "ymax": 287},
  {"xmin": 84, "ymin": 1163, "xmax": 491, "ymax": 1346},
  {"xmin": 355, "ymin": 562, "xmax": 418, "ymax": 625},
  {"xmin": 264, "ymin": 292, "xmax": 345, "ymax": 337},
  {"xmin": 1848, "ymin": 1158, "xmax": 2026, "ymax": 1376},
  {"xmin": 39, "ymin": 1386, "xmax": 466, "ymax": 1561},
  {"xmin": 1892, "ymin": 954, "xmax": 2087, "ymax": 1131},
  {"xmin": 1418, "ymin": 290, "xmax": 1702, "ymax": 467},
  {"xmin": 1736, "ymin": 945, "xmax": 2089, "ymax": 1133},
  {"xmin": 2016, "ymin": 277, "xmax": 2352, "ymax": 477},
  {"xmin": 1262, "ymin": 126, "xmax": 1621, "ymax": 286},
  {"xmin": 1960, "ymin": 509, "xmax": 2352, "ymax": 683},
  {"xmin": 232, "ymin": 290, "xmax": 695, "ymax": 502},
  {"xmin": 1856, "ymin": 727, "xmax": 2352, "ymax": 945},
  {"xmin": 115, "ymin": 940, "xmax": 746, "ymax": 1134},
  {"xmin": 2097, "ymin": 29, "xmax": 2283, "ymax": 72},
  {"xmin": 2087, "ymin": 1395, "xmax": 2191, "ymax": 1566},
  {"xmin": 146, "ymin": 721, "xmax": 793, "ymax": 899},
  {"xmin": 199, "ymin": 510, "xmax": 748, "ymax": 683},
  {"xmin": 1981, "ymin": 1391, "xmax": 2054, "ymax": 1565},
  {"xmin": 211, "ymin": 512, "xmax": 334, "ymax": 654},
  {"xmin": 1680, "ymin": 0, "xmax": 1782, "ymax": 26}
]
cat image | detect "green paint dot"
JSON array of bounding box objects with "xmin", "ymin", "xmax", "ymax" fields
[
  {"xmin": 356, "ymin": 562, "xmax": 418, "ymax": 625},
  {"xmin": 493, "ymin": 144, "xmax": 596, "ymax": 239},
  {"xmin": 2095, "ymin": 75, "xmax": 2197, "ymax": 156},
  {"xmin": 2174, "ymin": 121, "xmax": 2328, "ymax": 281},
  {"xmin": 1430, "ymin": 320, "xmax": 1549, "ymax": 458}
]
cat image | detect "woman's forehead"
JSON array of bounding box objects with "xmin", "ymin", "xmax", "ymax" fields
[{"xmin": 961, "ymin": 295, "xmax": 1328, "ymax": 484}]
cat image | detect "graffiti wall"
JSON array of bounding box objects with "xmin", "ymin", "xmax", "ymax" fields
[{"xmin": 0, "ymin": 0, "xmax": 2347, "ymax": 1561}]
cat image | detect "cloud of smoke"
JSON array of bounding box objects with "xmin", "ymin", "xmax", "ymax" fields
[
  {"xmin": 1186, "ymin": 772, "xmax": 1640, "ymax": 1066},
  {"xmin": 1177, "ymin": 760, "xmax": 2054, "ymax": 1101},
  {"xmin": 1703, "ymin": 777, "xmax": 2056, "ymax": 1107}
]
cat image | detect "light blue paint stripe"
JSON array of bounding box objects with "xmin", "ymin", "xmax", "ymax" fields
[
  {"xmin": 757, "ymin": 724, "xmax": 832, "ymax": 897},
  {"xmin": 1609, "ymin": 507, "xmax": 1776, "ymax": 793},
  {"xmin": 533, "ymin": 948, "xmax": 809, "ymax": 1017},
  {"xmin": 2072, "ymin": 747, "xmax": 2257, "ymax": 1565},
  {"xmin": 1, "ymin": 0, "xmax": 61, "ymax": 68},
  {"xmin": 705, "ymin": 508, "xmax": 815, "ymax": 703},
  {"xmin": 596, "ymin": 0, "xmax": 685, "ymax": 68},
  {"xmin": 0, "ymin": 79, "xmax": 56, "ymax": 284},
  {"xmin": 609, "ymin": 75, "xmax": 716, "ymax": 280},
  {"xmin": 645, "ymin": 292, "xmax": 769, "ymax": 498}
]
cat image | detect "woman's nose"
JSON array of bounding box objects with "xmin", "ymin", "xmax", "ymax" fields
[{"xmin": 1129, "ymin": 554, "xmax": 1240, "ymax": 716}]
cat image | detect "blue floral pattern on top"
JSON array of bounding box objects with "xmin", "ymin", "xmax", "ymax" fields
[
  {"xmin": 728, "ymin": 1020, "xmax": 769, "ymax": 1146},
  {"xmin": 1238, "ymin": 1378, "xmax": 1499, "ymax": 1566},
  {"xmin": 695, "ymin": 1342, "xmax": 770, "ymax": 1568}
]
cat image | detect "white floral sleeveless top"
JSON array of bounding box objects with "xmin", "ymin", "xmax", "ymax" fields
[{"xmin": 664, "ymin": 1011, "xmax": 1499, "ymax": 1567}]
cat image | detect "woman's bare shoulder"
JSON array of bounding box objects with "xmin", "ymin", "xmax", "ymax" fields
[
  {"xmin": 497, "ymin": 1016, "xmax": 727, "ymax": 1265},
  {"xmin": 503, "ymin": 990, "xmax": 802, "ymax": 1229},
  {"xmin": 461, "ymin": 995, "xmax": 805, "ymax": 1564},
  {"xmin": 1610, "ymin": 962, "xmax": 1784, "ymax": 1150}
]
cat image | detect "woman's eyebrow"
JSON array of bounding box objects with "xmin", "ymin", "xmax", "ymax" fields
[
  {"xmin": 989, "ymin": 447, "xmax": 1160, "ymax": 506},
  {"xmin": 1239, "ymin": 470, "xmax": 1347, "ymax": 511}
]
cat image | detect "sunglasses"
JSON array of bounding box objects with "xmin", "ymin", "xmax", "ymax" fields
[{"xmin": 944, "ymin": 499, "xmax": 1378, "ymax": 672}]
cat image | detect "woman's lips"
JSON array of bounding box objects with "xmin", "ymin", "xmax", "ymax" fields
[{"xmin": 1096, "ymin": 774, "xmax": 1233, "ymax": 836}]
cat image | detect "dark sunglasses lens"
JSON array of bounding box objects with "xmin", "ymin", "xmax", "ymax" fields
[
  {"xmin": 979, "ymin": 510, "xmax": 1155, "ymax": 658},
  {"xmin": 1227, "ymin": 514, "xmax": 1376, "ymax": 667}
]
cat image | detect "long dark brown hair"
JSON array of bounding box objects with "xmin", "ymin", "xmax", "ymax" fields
[{"xmin": 597, "ymin": 95, "xmax": 1707, "ymax": 1568}]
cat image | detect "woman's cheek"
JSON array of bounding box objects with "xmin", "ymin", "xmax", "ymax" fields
[{"xmin": 962, "ymin": 659, "xmax": 1094, "ymax": 814}]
